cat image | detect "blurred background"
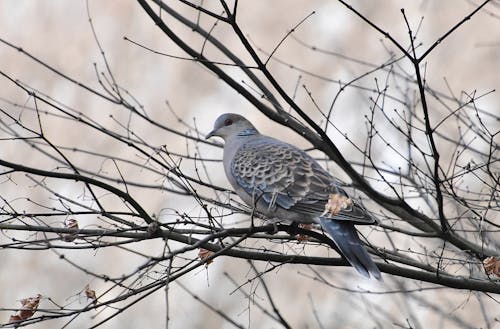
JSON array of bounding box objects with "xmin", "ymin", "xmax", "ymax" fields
[{"xmin": 0, "ymin": 1, "xmax": 498, "ymax": 328}]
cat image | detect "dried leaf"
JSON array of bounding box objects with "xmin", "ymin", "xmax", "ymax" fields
[
  {"xmin": 62, "ymin": 218, "xmax": 79, "ymax": 242},
  {"xmin": 483, "ymin": 256, "xmax": 500, "ymax": 276},
  {"xmin": 9, "ymin": 294, "xmax": 41, "ymax": 323},
  {"xmin": 85, "ymin": 284, "xmax": 97, "ymax": 305},
  {"xmin": 198, "ymin": 248, "xmax": 214, "ymax": 266},
  {"xmin": 9, "ymin": 315, "xmax": 22, "ymax": 323}
]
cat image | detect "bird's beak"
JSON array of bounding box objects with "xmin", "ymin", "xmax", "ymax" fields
[{"xmin": 205, "ymin": 129, "xmax": 217, "ymax": 139}]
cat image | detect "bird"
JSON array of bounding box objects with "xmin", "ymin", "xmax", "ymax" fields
[{"xmin": 206, "ymin": 113, "xmax": 381, "ymax": 280}]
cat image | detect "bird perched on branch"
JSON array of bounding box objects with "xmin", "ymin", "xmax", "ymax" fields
[{"xmin": 207, "ymin": 113, "xmax": 381, "ymax": 279}]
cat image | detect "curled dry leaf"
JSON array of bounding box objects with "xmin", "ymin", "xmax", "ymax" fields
[
  {"xmin": 85, "ymin": 284, "xmax": 97, "ymax": 305},
  {"xmin": 198, "ymin": 248, "xmax": 214, "ymax": 266},
  {"xmin": 62, "ymin": 218, "xmax": 79, "ymax": 242},
  {"xmin": 483, "ymin": 256, "xmax": 500, "ymax": 276},
  {"xmin": 9, "ymin": 294, "xmax": 41, "ymax": 323},
  {"xmin": 9, "ymin": 315, "xmax": 22, "ymax": 323},
  {"xmin": 321, "ymin": 193, "xmax": 353, "ymax": 217}
]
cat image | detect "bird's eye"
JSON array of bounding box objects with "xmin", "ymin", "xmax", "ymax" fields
[{"xmin": 224, "ymin": 119, "xmax": 233, "ymax": 126}]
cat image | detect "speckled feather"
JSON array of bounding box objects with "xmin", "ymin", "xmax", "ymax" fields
[
  {"xmin": 207, "ymin": 113, "xmax": 382, "ymax": 280},
  {"xmin": 231, "ymin": 136, "xmax": 373, "ymax": 224}
]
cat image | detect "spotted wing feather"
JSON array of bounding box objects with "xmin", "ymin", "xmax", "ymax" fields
[{"xmin": 231, "ymin": 137, "xmax": 374, "ymax": 224}]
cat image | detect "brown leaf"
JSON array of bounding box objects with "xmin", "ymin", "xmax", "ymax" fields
[
  {"xmin": 9, "ymin": 294, "xmax": 41, "ymax": 323},
  {"xmin": 198, "ymin": 248, "xmax": 214, "ymax": 266},
  {"xmin": 85, "ymin": 284, "xmax": 97, "ymax": 305},
  {"xmin": 9, "ymin": 315, "xmax": 22, "ymax": 323},
  {"xmin": 483, "ymin": 256, "xmax": 500, "ymax": 276},
  {"xmin": 62, "ymin": 218, "xmax": 79, "ymax": 242}
]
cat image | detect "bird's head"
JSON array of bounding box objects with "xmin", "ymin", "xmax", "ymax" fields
[{"xmin": 206, "ymin": 113, "xmax": 258, "ymax": 141}]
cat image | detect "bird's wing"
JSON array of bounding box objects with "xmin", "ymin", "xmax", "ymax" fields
[{"xmin": 230, "ymin": 136, "xmax": 374, "ymax": 224}]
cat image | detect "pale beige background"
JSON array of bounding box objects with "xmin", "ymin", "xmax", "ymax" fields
[{"xmin": 0, "ymin": 1, "xmax": 498, "ymax": 328}]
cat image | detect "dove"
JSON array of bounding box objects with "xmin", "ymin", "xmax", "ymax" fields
[{"xmin": 206, "ymin": 113, "xmax": 381, "ymax": 279}]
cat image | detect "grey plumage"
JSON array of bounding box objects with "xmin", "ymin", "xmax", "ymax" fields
[{"xmin": 207, "ymin": 113, "xmax": 381, "ymax": 280}]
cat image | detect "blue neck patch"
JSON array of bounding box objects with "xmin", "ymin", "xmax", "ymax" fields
[{"xmin": 237, "ymin": 128, "xmax": 258, "ymax": 137}]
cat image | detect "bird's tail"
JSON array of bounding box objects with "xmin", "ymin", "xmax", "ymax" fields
[{"xmin": 319, "ymin": 218, "xmax": 382, "ymax": 280}]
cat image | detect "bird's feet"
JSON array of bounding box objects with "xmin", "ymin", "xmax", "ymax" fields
[
  {"xmin": 265, "ymin": 217, "xmax": 288, "ymax": 234},
  {"xmin": 296, "ymin": 223, "xmax": 314, "ymax": 242},
  {"xmin": 285, "ymin": 222, "xmax": 314, "ymax": 241}
]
